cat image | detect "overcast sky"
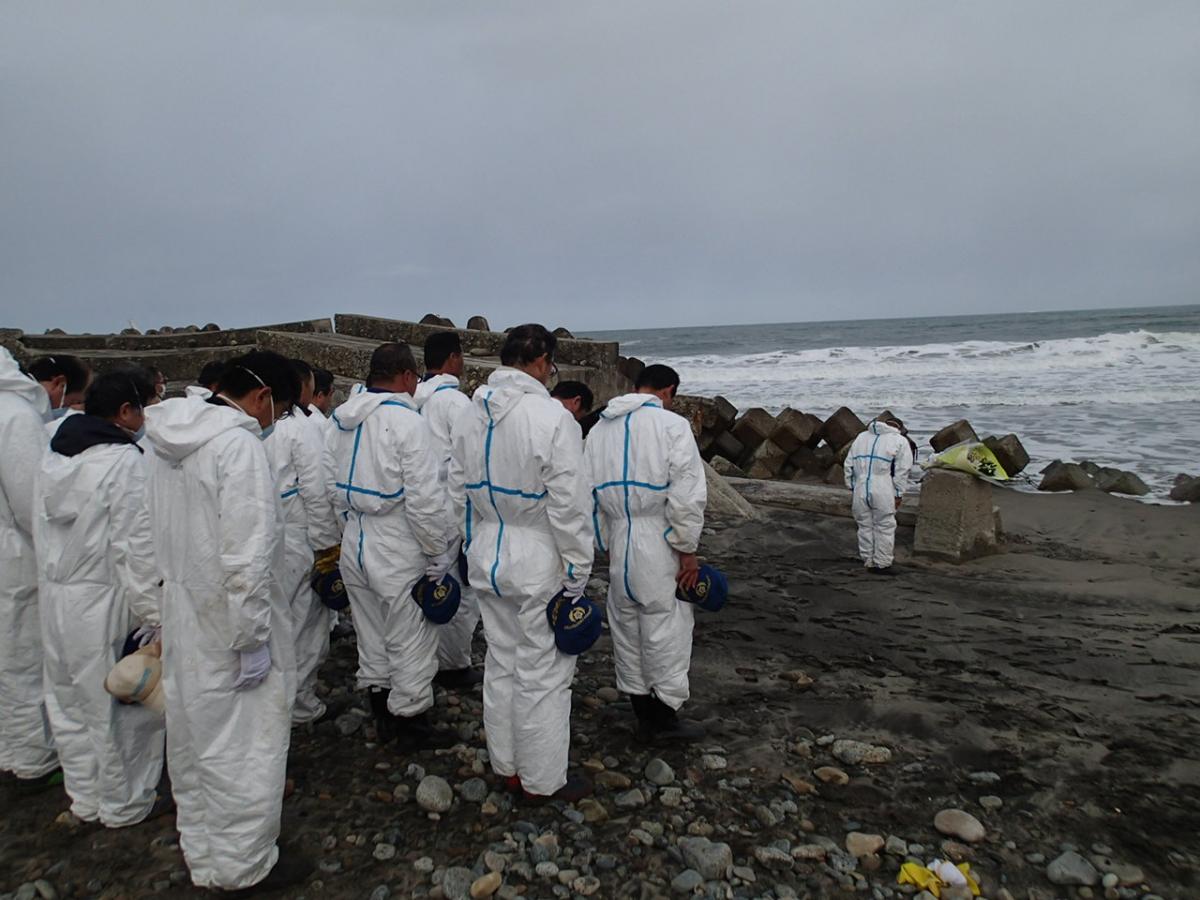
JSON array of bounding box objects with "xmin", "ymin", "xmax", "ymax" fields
[{"xmin": 2, "ymin": 2, "xmax": 1198, "ymax": 334}]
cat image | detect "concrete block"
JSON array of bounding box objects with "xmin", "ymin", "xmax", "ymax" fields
[
  {"xmin": 711, "ymin": 430, "xmax": 745, "ymax": 464},
  {"xmin": 420, "ymin": 313, "xmax": 456, "ymax": 327},
  {"xmin": 712, "ymin": 395, "xmax": 738, "ymax": 431},
  {"xmin": 673, "ymin": 395, "xmax": 725, "ymax": 437},
  {"xmin": 824, "ymin": 464, "xmax": 846, "ymax": 486},
  {"xmin": 983, "ymin": 434, "xmax": 1030, "ymax": 476},
  {"xmin": 930, "ymin": 419, "xmax": 979, "ymax": 453},
  {"xmin": 1038, "ymin": 461, "xmax": 1094, "ymax": 492},
  {"xmin": 770, "ymin": 408, "xmax": 824, "ymax": 454},
  {"xmin": 731, "ymin": 408, "xmax": 778, "ymax": 454},
  {"xmin": 821, "ymin": 407, "xmax": 866, "ymax": 451},
  {"xmin": 1095, "ymin": 468, "xmax": 1150, "ymax": 496},
  {"xmin": 466, "ymin": 316, "xmax": 491, "ymax": 331},
  {"xmin": 914, "ymin": 469, "xmax": 999, "ymax": 562},
  {"xmin": 744, "ymin": 439, "xmax": 788, "ymax": 479}
]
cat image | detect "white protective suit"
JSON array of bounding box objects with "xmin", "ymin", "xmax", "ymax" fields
[
  {"xmin": 843, "ymin": 420, "xmax": 914, "ymax": 569},
  {"xmin": 34, "ymin": 422, "xmax": 165, "ymax": 825},
  {"xmin": 144, "ymin": 395, "xmax": 295, "ymax": 890},
  {"xmin": 0, "ymin": 348, "xmax": 58, "ymax": 778},
  {"xmin": 323, "ymin": 389, "xmax": 450, "ymax": 717},
  {"xmin": 585, "ymin": 394, "xmax": 707, "ymax": 710},
  {"xmin": 414, "ymin": 374, "xmax": 480, "ymax": 671},
  {"xmin": 447, "ymin": 368, "xmax": 593, "ymax": 796},
  {"xmin": 264, "ymin": 407, "xmax": 341, "ymax": 724}
]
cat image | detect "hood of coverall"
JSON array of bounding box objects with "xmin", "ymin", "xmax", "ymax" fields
[
  {"xmin": 0, "ymin": 347, "xmax": 51, "ymax": 419},
  {"xmin": 329, "ymin": 388, "xmax": 415, "ymax": 431},
  {"xmin": 144, "ymin": 394, "xmax": 260, "ymax": 463},
  {"xmin": 867, "ymin": 419, "xmax": 902, "ymax": 437},
  {"xmin": 413, "ymin": 373, "xmax": 460, "ymax": 411},
  {"xmin": 471, "ymin": 367, "xmax": 548, "ymax": 424},
  {"xmin": 600, "ymin": 392, "xmax": 664, "ymax": 420}
]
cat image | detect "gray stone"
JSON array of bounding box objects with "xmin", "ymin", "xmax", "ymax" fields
[
  {"xmin": 770, "ymin": 408, "xmax": 823, "ymax": 454},
  {"xmin": 415, "ymin": 775, "xmax": 454, "ymax": 813},
  {"xmin": 373, "ymin": 842, "xmax": 397, "ymax": 860},
  {"xmin": 1039, "ymin": 461, "xmax": 1095, "ymax": 492},
  {"xmin": 466, "ymin": 316, "xmax": 491, "ymax": 331},
  {"xmin": 930, "ymin": 419, "xmax": 979, "ymax": 453},
  {"xmin": 458, "ymin": 777, "xmax": 488, "ymax": 803},
  {"xmin": 671, "ymin": 869, "xmax": 704, "ymax": 894},
  {"xmin": 710, "ymin": 429, "xmax": 746, "ymax": 464},
  {"xmin": 678, "ymin": 837, "xmax": 733, "ymax": 880},
  {"xmin": 752, "ymin": 845, "xmax": 794, "ymax": 870},
  {"xmin": 334, "ymin": 712, "xmax": 361, "ymax": 735},
  {"xmin": 709, "ymin": 456, "xmax": 746, "ymax": 479},
  {"xmin": 845, "ymin": 832, "xmax": 884, "ymax": 857},
  {"xmin": 884, "ymin": 835, "xmax": 908, "ymax": 856},
  {"xmin": 831, "ymin": 739, "xmax": 891, "ymax": 765},
  {"xmin": 1169, "ymin": 473, "xmax": 1200, "ymax": 502},
  {"xmin": 645, "ymin": 758, "xmax": 675, "ymax": 786},
  {"xmin": 1047, "ymin": 850, "xmax": 1099, "ymax": 886},
  {"xmin": 933, "ymin": 809, "xmax": 986, "ymax": 843},
  {"xmin": 743, "ymin": 438, "xmax": 788, "ymax": 479},
  {"xmin": 979, "ymin": 795, "xmax": 1003, "ymax": 812},
  {"xmin": 530, "ymin": 833, "xmax": 559, "ymax": 863},
  {"xmin": 915, "ymin": 469, "xmax": 999, "ymax": 561},
  {"xmin": 1095, "ymin": 468, "xmax": 1150, "ymax": 496},
  {"xmin": 699, "ymin": 753, "xmax": 727, "ymax": 770},
  {"xmin": 32, "ymin": 883, "xmax": 57, "ymax": 900},
  {"xmin": 442, "ymin": 866, "xmax": 474, "ymax": 900},
  {"xmin": 614, "ymin": 788, "xmax": 647, "ymax": 809}
]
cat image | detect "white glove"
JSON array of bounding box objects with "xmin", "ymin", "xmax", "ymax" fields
[
  {"xmin": 561, "ymin": 567, "xmax": 589, "ymax": 601},
  {"xmin": 133, "ymin": 624, "xmax": 162, "ymax": 648},
  {"xmin": 425, "ymin": 540, "xmax": 460, "ymax": 581},
  {"xmin": 233, "ymin": 645, "xmax": 271, "ymax": 690}
]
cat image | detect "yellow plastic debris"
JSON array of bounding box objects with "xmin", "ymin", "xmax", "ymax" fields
[{"xmin": 896, "ymin": 861, "xmax": 981, "ymax": 898}]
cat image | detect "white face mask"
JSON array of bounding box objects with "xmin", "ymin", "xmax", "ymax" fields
[{"xmin": 49, "ymin": 406, "xmax": 70, "ymax": 421}]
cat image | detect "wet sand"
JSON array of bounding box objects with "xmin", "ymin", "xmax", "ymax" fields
[{"xmin": 2, "ymin": 488, "xmax": 1197, "ymax": 899}]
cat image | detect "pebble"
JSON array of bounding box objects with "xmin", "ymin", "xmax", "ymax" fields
[
  {"xmin": 530, "ymin": 834, "xmax": 559, "ymax": 864},
  {"xmin": 317, "ymin": 859, "xmax": 342, "ymax": 874},
  {"xmin": 442, "ymin": 866, "xmax": 474, "ymax": 900},
  {"xmin": 373, "ymin": 842, "xmax": 397, "ymax": 861},
  {"xmin": 596, "ymin": 687, "xmax": 620, "ymax": 702},
  {"xmin": 732, "ymin": 865, "xmax": 756, "ymax": 883},
  {"xmin": 459, "ymin": 777, "xmax": 488, "ymax": 803},
  {"xmin": 335, "ymin": 713, "xmax": 361, "ymax": 736},
  {"xmin": 933, "ymin": 809, "xmax": 986, "ymax": 843},
  {"xmin": 791, "ymin": 844, "xmax": 828, "ymax": 861},
  {"xmin": 845, "ymin": 833, "xmax": 884, "ymax": 857},
  {"xmin": 629, "ymin": 828, "xmax": 655, "ymax": 846},
  {"xmin": 646, "ymin": 758, "xmax": 675, "ymax": 785},
  {"xmin": 535, "ymin": 861, "xmax": 559, "ymax": 879},
  {"xmin": 594, "ymin": 770, "xmax": 632, "ymax": 790},
  {"xmin": 414, "ymin": 857, "xmax": 435, "ymax": 874},
  {"xmin": 814, "ymin": 766, "xmax": 850, "ymax": 785},
  {"xmin": 1102, "ymin": 873, "xmax": 1119, "ymax": 889},
  {"xmin": 470, "ymin": 872, "xmax": 502, "ymax": 899},
  {"xmin": 614, "ymin": 788, "xmax": 647, "ymax": 809},
  {"xmin": 369, "ymin": 887, "xmax": 390, "ymax": 900},
  {"xmin": 671, "ymin": 869, "xmax": 704, "ymax": 894},
  {"xmin": 699, "ymin": 754, "xmax": 727, "ymax": 771},
  {"xmin": 33, "ymin": 883, "xmax": 57, "ymax": 900},
  {"xmin": 416, "ymin": 775, "xmax": 454, "ymax": 813},
  {"xmin": 660, "ymin": 786, "xmax": 683, "ymax": 808},
  {"xmin": 831, "ymin": 739, "xmax": 892, "ymax": 765},
  {"xmin": 573, "ymin": 875, "xmax": 601, "ymax": 896},
  {"xmin": 753, "ymin": 845, "xmax": 794, "ymax": 870},
  {"xmin": 1046, "ymin": 850, "xmax": 1100, "ymax": 886},
  {"xmin": 979, "ymin": 795, "xmax": 1003, "ymax": 812},
  {"xmin": 884, "ymin": 835, "xmax": 908, "ymax": 856},
  {"xmin": 577, "ymin": 798, "xmax": 609, "ymax": 823},
  {"xmin": 678, "ymin": 836, "xmax": 733, "ymax": 880},
  {"xmin": 967, "ymin": 770, "xmax": 1001, "ymax": 785}
]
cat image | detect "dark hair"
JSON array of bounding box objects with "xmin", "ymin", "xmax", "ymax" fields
[
  {"xmin": 635, "ymin": 364, "xmax": 681, "ymax": 395},
  {"xmin": 27, "ymin": 355, "xmax": 91, "ymax": 394},
  {"xmin": 500, "ymin": 324, "xmax": 556, "ymax": 368},
  {"xmin": 550, "ymin": 380, "xmax": 594, "ymax": 413},
  {"xmin": 84, "ymin": 367, "xmax": 156, "ymax": 418},
  {"xmin": 214, "ymin": 350, "xmax": 300, "ymax": 408},
  {"xmin": 366, "ymin": 343, "xmax": 419, "ymax": 387},
  {"xmin": 289, "ymin": 358, "xmax": 314, "ymax": 383},
  {"xmin": 424, "ymin": 331, "xmax": 463, "ymax": 371},
  {"xmin": 146, "ymin": 366, "xmax": 165, "ymax": 383},
  {"xmin": 312, "ymin": 367, "xmax": 334, "ymax": 395},
  {"xmin": 197, "ymin": 361, "xmax": 228, "ymax": 389}
]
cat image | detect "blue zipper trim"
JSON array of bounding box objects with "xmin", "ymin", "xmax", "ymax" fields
[
  {"xmin": 344, "ymin": 424, "xmax": 364, "ymax": 510},
  {"xmin": 594, "ymin": 479, "xmax": 669, "ymax": 492},
  {"xmin": 591, "ymin": 489, "xmax": 606, "ymax": 553},
  {"xmin": 482, "ymin": 393, "xmax": 504, "ymax": 598},
  {"xmin": 465, "ymin": 481, "xmax": 547, "ymax": 500},
  {"xmin": 356, "ymin": 512, "xmax": 366, "ymax": 571},
  {"xmin": 380, "ymin": 399, "xmax": 414, "ymax": 410},
  {"xmin": 464, "ymin": 497, "xmax": 473, "ymax": 550},
  {"xmin": 621, "ymin": 410, "xmax": 638, "ymax": 603},
  {"xmin": 864, "ymin": 433, "xmax": 883, "ymax": 510},
  {"xmin": 335, "ymin": 482, "xmax": 405, "ymax": 499},
  {"xmin": 280, "ymin": 486, "xmax": 300, "ymax": 499}
]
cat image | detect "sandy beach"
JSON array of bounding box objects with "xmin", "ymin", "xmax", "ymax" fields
[{"xmin": 2, "ymin": 487, "xmax": 1197, "ymax": 899}]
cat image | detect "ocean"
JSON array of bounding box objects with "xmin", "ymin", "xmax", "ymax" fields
[{"xmin": 586, "ymin": 304, "xmax": 1200, "ymax": 496}]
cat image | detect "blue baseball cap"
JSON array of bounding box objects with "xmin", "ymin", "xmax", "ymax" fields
[
  {"xmin": 411, "ymin": 574, "xmax": 462, "ymax": 625},
  {"xmin": 311, "ymin": 568, "xmax": 350, "ymax": 611},
  {"xmin": 546, "ymin": 591, "xmax": 603, "ymax": 655},
  {"xmin": 675, "ymin": 564, "xmax": 728, "ymax": 612}
]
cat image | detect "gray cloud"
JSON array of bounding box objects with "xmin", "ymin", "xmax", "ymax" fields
[{"xmin": 2, "ymin": 1, "xmax": 1198, "ymax": 333}]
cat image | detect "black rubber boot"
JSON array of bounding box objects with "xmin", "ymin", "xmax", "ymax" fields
[
  {"xmin": 367, "ymin": 687, "xmax": 397, "ymax": 744},
  {"xmin": 648, "ymin": 695, "xmax": 705, "ymax": 743},
  {"xmin": 433, "ymin": 667, "xmax": 485, "ymax": 689},
  {"xmin": 629, "ymin": 694, "xmax": 657, "ymax": 744},
  {"xmin": 393, "ymin": 712, "xmax": 461, "ymax": 752},
  {"xmin": 227, "ymin": 845, "xmax": 314, "ymax": 895},
  {"xmin": 521, "ymin": 773, "xmax": 594, "ymax": 805}
]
